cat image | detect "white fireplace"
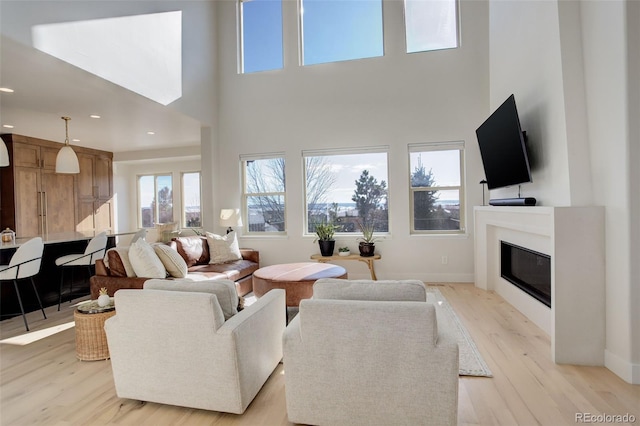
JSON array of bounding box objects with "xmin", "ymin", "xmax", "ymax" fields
[{"xmin": 474, "ymin": 206, "xmax": 605, "ymax": 365}]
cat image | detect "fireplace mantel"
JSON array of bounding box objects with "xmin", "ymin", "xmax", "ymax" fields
[{"xmin": 474, "ymin": 206, "xmax": 605, "ymax": 365}]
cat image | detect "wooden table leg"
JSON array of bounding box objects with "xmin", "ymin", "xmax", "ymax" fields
[{"xmin": 357, "ymin": 258, "xmax": 377, "ymax": 280}]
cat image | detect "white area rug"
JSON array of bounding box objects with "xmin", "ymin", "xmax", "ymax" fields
[{"xmin": 427, "ymin": 287, "xmax": 493, "ymax": 377}]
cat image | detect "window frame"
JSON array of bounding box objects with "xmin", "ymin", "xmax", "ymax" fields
[
  {"xmin": 238, "ymin": 0, "xmax": 284, "ymax": 74},
  {"xmin": 302, "ymin": 146, "xmax": 390, "ymax": 237},
  {"xmin": 408, "ymin": 141, "xmax": 465, "ymax": 235},
  {"xmin": 403, "ymin": 0, "xmax": 460, "ymax": 54},
  {"xmin": 241, "ymin": 153, "xmax": 287, "ymax": 236},
  {"xmin": 181, "ymin": 171, "xmax": 202, "ymax": 229},
  {"xmin": 298, "ymin": 0, "xmax": 385, "ymax": 66},
  {"xmin": 137, "ymin": 172, "xmax": 174, "ymax": 229}
]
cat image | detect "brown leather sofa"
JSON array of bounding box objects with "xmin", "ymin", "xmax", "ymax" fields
[{"xmin": 89, "ymin": 235, "xmax": 259, "ymax": 299}]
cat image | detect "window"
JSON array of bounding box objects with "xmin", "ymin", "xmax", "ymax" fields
[
  {"xmin": 409, "ymin": 142, "xmax": 464, "ymax": 234},
  {"xmin": 300, "ymin": 0, "xmax": 383, "ymax": 66},
  {"xmin": 303, "ymin": 148, "xmax": 388, "ymax": 234},
  {"xmin": 404, "ymin": 0, "xmax": 458, "ymax": 53},
  {"xmin": 242, "ymin": 155, "xmax": 286, "ymax": 233},
  {"xmin": 182, "ymin": 172, "xmax": 201, "ymax": 228},
  {"xmin": 240, "ymin": 0, "xmax": 283, "ymax": 73},
  {"xmin": 138, "ymin": 174, "xmax": 173, "ymax": 228}
]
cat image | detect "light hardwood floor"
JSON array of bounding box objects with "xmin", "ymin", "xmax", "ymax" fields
[{"xmin": 1, "ymin": 283, "xmax": 638, "ymax": 425}]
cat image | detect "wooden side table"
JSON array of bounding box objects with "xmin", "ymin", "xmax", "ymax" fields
[
  {"xmin": 74, "ymin": 306, "xmax": 115, "ymax": 361},
  {"xmin": 310, "ymin": 253, "xmax": 381, "ymax": 280}
]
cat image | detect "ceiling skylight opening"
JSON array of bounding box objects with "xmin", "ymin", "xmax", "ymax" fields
[{"xmin": 32, "ymin": 11, "xmax": 182, "ymax": 106}]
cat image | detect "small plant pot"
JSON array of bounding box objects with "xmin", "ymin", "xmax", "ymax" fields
[
  {"xmin": 338, "ymin": 251, "xmax": 350, "ymax": 257},
  {"xmin": 319, "ymin": 240, "xmax": 335, "ymax": 257},
  {"xmin": 359, "ymin": 242, "xmax": 375, "ymax": 257}
]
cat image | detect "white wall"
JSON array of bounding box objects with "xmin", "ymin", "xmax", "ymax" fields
[
  {"xmin": 489, "ymin": 0, "xmax": 638, "ymax": 383},
  {"xmin": 212, "ymin": 0, "xmax": 489, "ymax": 281}
]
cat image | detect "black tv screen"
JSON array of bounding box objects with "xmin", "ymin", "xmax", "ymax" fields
[{"xmin": 476, "ymin": 94, "xmax": 532, "ymax": 190}]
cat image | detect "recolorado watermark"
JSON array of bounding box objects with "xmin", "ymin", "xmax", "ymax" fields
[{"xmin": 576, "ymin": 413, "xmax": 636, "ymax": 423}]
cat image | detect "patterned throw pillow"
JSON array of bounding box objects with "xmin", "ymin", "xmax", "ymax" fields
[
  {"xmin": 153, "ymin": 244, "xmax": 188, "ymax": 278},
  {"xmin": 205, "ymin": 231, "xmax": 242, "ymax": 264}
]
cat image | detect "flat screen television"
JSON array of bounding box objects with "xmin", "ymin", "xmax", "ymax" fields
[{"xmin": 476, "ymin": 94, "xmax": 532, "ymax": 191}]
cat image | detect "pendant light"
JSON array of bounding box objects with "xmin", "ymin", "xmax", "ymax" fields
[
  {"xmin": 0, "ymin": 139, "xmax": 9, "ymax": 167},
  {"xmin": 55, "ymin": 116, "xmax": 79, "ymax": 174}
]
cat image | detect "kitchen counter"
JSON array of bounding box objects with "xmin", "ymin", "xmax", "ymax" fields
[{"xmin": 0, "ymin": 230, "xmax": 137, "ymax": 250}]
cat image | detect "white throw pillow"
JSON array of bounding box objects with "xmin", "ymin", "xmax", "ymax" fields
[
  {"xmin": 129, "ymin": 239, "xmax": 167, "ymax": 278},
  {"xmin": 153, "ymin": 244, "xmax": 188, "ymax": 278},
  {"xmin": 206, "ymin": 231, "xmax": 242, "ymax": 264}
]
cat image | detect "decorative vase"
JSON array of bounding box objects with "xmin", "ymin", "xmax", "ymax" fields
[
  {"xmin": 319, "ymin": 240, "xmax": 335, "ymax": 257},
  {"xmin": 97, "ymin": 294, "xmax": 110, "ymax": 308},
  {"xmin": 358, "ymin": 242, "xmax": 375, "ymax": 257}
]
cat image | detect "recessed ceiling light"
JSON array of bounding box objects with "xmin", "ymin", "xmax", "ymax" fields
[
  {"xmin": 89, "ymin": 114, "xmax": 101, "ymax": 119},
  {"xmin": 147, "ymin": 131, "xmax": 155, "ymax": 135},
  {"xmin": 0, "ymin": 88, "xmax": 14, "ymax": 93},
  {"xmin": 3, "ymin": 124, "xmax": 15, "ymax": 128},
  {"xmin": 72, "ymin": 138, "xmax": 80, "ymax": 142}
]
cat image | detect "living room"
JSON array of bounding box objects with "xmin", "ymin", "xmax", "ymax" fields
[{"xmin": 1, "ymin": 0, "xmax": 638, "ymax": 424}]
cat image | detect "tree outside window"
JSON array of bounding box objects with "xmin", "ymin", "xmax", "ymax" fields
[
  {"xmin": 138, "ymin": 174, "xmax": 173, "ymax": 228},
  {"xmin": 409, "ymin": 143, "xmax": 464, "ymax": 233},
  {"xmin": 242, "ymin": 156, "xmax": 286, "ymax": 233},
  {"xmin": 304, "ymin": 150, "xmax": 388, "ymax": 234}
]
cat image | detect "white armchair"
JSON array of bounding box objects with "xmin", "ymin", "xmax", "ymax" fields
[
  {"xmin": 283, "ymin": 279, "xmax": 459, "ymax": 426},
  {"xmin": 105, "ymin": 281, "xmax": 286, "ymax": 414}
]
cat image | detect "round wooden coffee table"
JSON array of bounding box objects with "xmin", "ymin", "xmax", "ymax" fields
[{"xmin": 252, "ymin": 262, "xmax": 347, "ymax": 307}]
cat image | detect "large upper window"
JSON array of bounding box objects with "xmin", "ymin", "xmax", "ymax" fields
[
  {"xmin": 242, "ymin": 155, "xmax": 286, "ymax": 234},
  {"xmin": 240, "ymin": 0, "xmax": 283, "ymax": 73},
  {"xmin": 404, "ymin": 0, "xmax": 458, "ymax": 53},
  {"xmin": 182, "ymin": 172, "xmax": 201, "ymax": 228},
  {"xmin": 304, "ymin": 148, "xmax": 388, "ymax": 235},
  {"xmin": 138, "ymin": 174, "xmax": 173, "ymax": 228},
  {"xmin": 300, "ymin": 0, "xmax": 383, "ymax": 66},
  {"xmin": 409, "ymin": 142, "xmax": 464, "ymax": 234}
]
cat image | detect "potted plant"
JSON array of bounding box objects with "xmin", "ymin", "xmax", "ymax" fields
[
  {"xmin": 338, "ymin": 246, "xmax": 350, "ymax": 256},
  {"xmin": 314, "ymin": 220, "xmax": 337, "ymax": 256},
  {"xmin": 357, "ymin": 220, "xmax": 377, "ymax": 257}
]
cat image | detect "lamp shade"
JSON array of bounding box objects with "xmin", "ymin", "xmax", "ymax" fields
[
  {"xmin": 55, "ymin": 145, "xmax": 80, "ymax": 174},
  {"xmin": 0, "ymin": 139, "xmax": 9, "ymax": 167},
  {"xmin": 219, "ymin": 208, "xmax": 243, "ymax": 227}
]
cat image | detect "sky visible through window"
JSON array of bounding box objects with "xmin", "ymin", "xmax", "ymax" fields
[{"xmin": 241, "ymin": 0, "xmax": 384, "ymax": 72}]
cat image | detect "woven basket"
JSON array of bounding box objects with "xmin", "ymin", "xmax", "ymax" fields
[{"xmin": 74, "ymin": 309, "xmax": 116, "ymax": 361}]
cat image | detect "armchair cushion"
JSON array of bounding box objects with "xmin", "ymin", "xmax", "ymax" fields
[
  {"xmin": 313, "ymin": 278, "xmax": 427, "ymax": 302},
  {"xmin": 144, "ymin": 278, "xmax": 239, "ymax": 320}
]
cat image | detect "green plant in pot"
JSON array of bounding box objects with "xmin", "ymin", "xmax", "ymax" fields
[
  {"xmin": 357, "ymin": 220, "xmax": 377, "ymax": 257},
  {"xmin": 313, "ymin": 220, "xmax": 338, "ymax": 257}
]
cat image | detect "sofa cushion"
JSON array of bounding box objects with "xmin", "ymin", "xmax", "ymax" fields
[
  {"xmin": 106, "ymin": 247, "xmax": 136, "ymax": 277},
  {"xmin": 171, "ymin": 236, "xmax": 210, "ymax": 267},
  {"xmin": 187, "ymin": 259, "xmax": 259, "ymax": 282},
  {"xmin": 206, "ymin": 231, "xmax": 242, "ymax": 264},
  {"xmin": 153, "ymin": 244, "xmax": 188, "ymax": 278},
  {"xmin": 143, "ymin": 278, "xmax": 239, "ymax": 320},
  {"xmin": 129, "ymin": 239, "xmax": 167, "ymax": 279}
]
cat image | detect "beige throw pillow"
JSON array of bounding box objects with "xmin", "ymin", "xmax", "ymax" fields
[
  {"xmin": 153, "ymin": 244, "xmax": 188, "ymax": 278},
  {"xmin": 129, "ymin": 239, "xmax": 167, "ymax": 278},
  {"xmin": 206, "ymin": 231, "xmax": 242, "ymax": 264}
]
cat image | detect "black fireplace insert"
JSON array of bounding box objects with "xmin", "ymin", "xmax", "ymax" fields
[{"xmin": 500, "ymin": 241, "xmax": 551, "ymax": 307}]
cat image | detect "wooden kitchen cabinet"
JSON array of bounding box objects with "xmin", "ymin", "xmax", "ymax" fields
[
  {"xmin": 0, "ymin": 134, "xmax": 113, "ymax": 237},
  {"xmin": 76, "ymin": 153, "xmax": 113, "ymax": 232}
]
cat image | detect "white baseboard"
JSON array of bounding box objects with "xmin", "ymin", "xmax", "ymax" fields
[{"xmin": 605, "ymin": 349, "xmax": 640, "ymax": 384}]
